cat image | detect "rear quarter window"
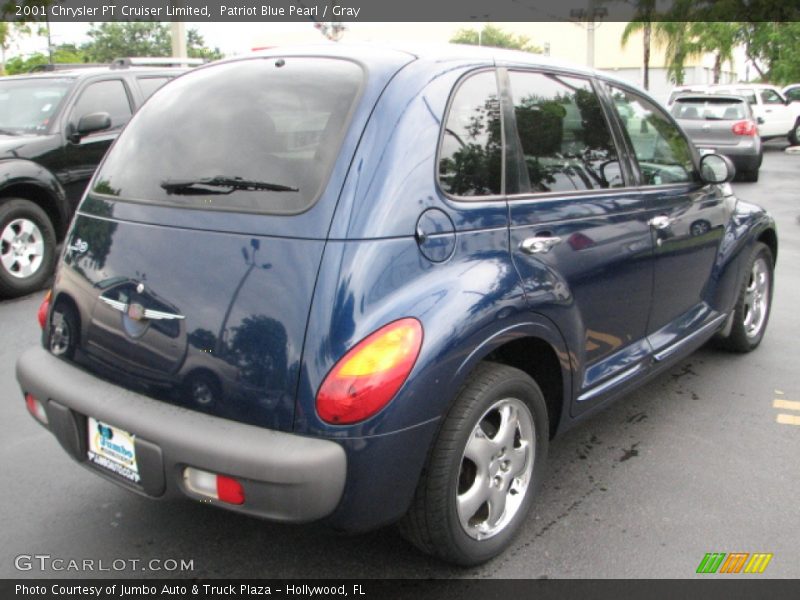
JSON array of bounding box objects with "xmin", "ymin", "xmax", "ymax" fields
[
  {"xmin": 92, "ymin": 58, "xmax": 364, "ymax": 214},
  {"xmin": 438, "ymin": 70, "xmax": 503, "ymax": 197}
]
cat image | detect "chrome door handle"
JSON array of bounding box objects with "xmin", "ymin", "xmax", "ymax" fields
[
  {"xmin": 648, "ymin": 215, "xmax": 672, "ymax": 230},
  {"xmin": 520, "ymin": 236, "xmax": 561, "ymax": 254}
]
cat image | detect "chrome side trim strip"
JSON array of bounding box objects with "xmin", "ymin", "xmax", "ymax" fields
[{"xmin": 653, "ymin": 314, "xmax": 728, "ymax": 362}]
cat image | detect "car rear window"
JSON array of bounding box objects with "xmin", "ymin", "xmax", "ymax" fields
[
  {"xmin": 91, "ymin": 58, "xmax": 363, "ymax": 214},
  {"xmin": 672, "ymin": 98, "xmax": 747, "ymax": 121}
]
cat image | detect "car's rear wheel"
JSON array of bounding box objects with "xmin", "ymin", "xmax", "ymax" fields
[
  {"xmin": 399, "ymin": 362, "xmax": 548, "ymax": 565},
  {"xmin": 0, "ymin": 198, "xmax": 57, "ymax": 298},
  {"xmin": 717, "ymin": 242, "xmax": 774, "ymax": 352},
  {"xmin": 49, "ymin": 301, "xmax": 79, "ymax": 360}
]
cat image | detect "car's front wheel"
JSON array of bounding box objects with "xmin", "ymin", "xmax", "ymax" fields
[
  {"xmin": 0, "ymin": 198, "xmax": 57, "ymax": 298},
  {"xmin": 717, "ymin": 242, "xmax": 774, "ymax": 352},
  {"xmin": 399, "ymin": 362, "xmax": 548, "ymax": 565}
]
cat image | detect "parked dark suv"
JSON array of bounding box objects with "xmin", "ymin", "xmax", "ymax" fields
[
  {"xmin": 17, "ymin": 45, "xmax": 777, "ymax": 565},
  {"xmin": 0, "ymin": 60, "xmax": 188, "ymax": 297}
]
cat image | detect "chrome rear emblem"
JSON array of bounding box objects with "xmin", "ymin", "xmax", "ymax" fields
[
  {"xmin": 136, "ymin": 283, "xmax": 145, "ymax": 294},
  {"xmin": 100, "ymin": 296, "xmax": 185, "ymax": 321}
]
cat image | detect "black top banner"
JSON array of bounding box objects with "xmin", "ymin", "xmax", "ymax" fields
[{"xmin": 2, "ymin": 0, "xmax": 800, "ymax": 22}]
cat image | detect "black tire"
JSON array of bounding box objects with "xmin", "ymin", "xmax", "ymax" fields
[
  {"xmin": 49, "ymin": 301, "xmax": 79, "ymax": 360},
  {"xmin": 738, "ymin": 168, "xmax": 760, "ymax": 183},
  {"xmin": 716, "ymin": 242, "xmax": 774, "ymax": 353},
  {"xmin": 789, "ymin": 118, "xmax": 800, "ymax": 146},
  {"xmin": 0, "ymin": 198, "xmax": 57, "ymax": 298},
  {"xmin": 398, "ymin": 362, "xmax": 549, "ymax": 566},
  {"xmin": 689, "ymin": 220, "xmax": 711, "ymax": 236}
]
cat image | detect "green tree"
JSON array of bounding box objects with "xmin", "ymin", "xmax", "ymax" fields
[
  {"xmin": 450, "ymin": 25, "xmax": 541, "ymax": 53},
  {"xmin": 620, "ymin": 0, "xmax": 657, "ymax": 90},
  {"xmin": 4, "ymin": 44, "xmax": 87, "ymax": 75},
  {"xmin": 738, "ymin": 22, "xmax": 800, "ymax": 84},
  {"xmin": 81, "ymin": 22, "xmax": 222, "ymax": 63},
  {"xmin": 0, "ymin": 21, "xmax": 39, "ymax": 73},
  {"xmin": 686, "ymin": 22, "xmax": 738, "ymax": 84}
]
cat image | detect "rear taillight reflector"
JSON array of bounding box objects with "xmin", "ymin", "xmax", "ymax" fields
[
  {"xmin": 316, "ymin": 318, "xmax": 423, "ymax": 425},
  {"xmin": 25, "ymin": 393, "xmax": 48, "ymax": 425},
  {"xmin": 732, "ymin": 120, "xmax": 757, "ymax": 136},
  {"xmin": 37, "ymin": 290, "xmax": 52, "ymax": 330},
  {"xmin": 183, "ymin": 467, "xmax": 245, "ymax": 505}
]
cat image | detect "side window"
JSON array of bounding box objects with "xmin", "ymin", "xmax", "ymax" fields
[
  {"xmin": 786, "ymin": 88, "xmax": 800, "ymax": 102},
  {"xmin": 760, "ymin": 89, "xmax": 784, "ymax": 105},
  {"xmin": 137, "ymin": 77, "xmax": 171, "ymax": 101},
  {"xmin": 71, "ymin": 80, "xmax": 132, "ymax": 133},
  {"xmin": 509, "ymin": 71, "xmax": 621, "ymax": 193},
  {"xmin": 439, "ymin": 71, "xmax": 502, "ymax": 197},
  {"xmin": 606, "ymin": 84, "xmax": 695, "ymax": 186}
]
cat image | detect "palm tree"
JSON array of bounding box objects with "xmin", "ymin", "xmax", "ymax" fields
[
  {"xmin": 689, "ymin": 23, "xmax": 739, "ymax": 84},
  {"xmin": 620, "ymin": 0, "xmax": 657, "ymax": 90}
]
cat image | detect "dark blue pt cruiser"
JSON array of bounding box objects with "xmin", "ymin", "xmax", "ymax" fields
[{"xmin": 16, "ymin": 44, "xmax": 777, "ymax": 565}]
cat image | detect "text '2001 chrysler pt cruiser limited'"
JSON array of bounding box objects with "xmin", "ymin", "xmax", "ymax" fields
[{"xmin": 17, "ymin": 44, "xmax": 776, "ymax": 565}]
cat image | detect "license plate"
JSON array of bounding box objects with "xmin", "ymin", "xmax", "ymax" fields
[
  {"xmin": 87, "ymin": 417, "xmax": 141, "ymax": 484},
  {"xmin": 698, "ymin": 148, "xmax": 714, "ymax": 155}
]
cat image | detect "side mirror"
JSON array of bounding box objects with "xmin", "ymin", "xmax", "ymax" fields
[
  {"xmin": 699, "ymin": 153, "xmax": 735, "ymax": 184},
  {"xmin": 69, "ymin": 112, "xmax": 111, "ymax": 143},
  {"xmin": 600, "ymin": 160, "xmax": 623, "ymax": 188}
]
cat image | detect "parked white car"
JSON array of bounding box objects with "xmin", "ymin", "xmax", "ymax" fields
[{"xmin": 710, "ymin": 84, "xmax": 800, "ymax": 144}]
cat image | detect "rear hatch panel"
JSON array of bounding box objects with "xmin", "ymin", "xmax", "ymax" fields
[{"xmin": 59, "ymin": 205, "xmax": 324, "ymax": 432}]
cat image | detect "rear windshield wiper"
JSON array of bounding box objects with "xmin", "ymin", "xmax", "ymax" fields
[{"xmin": 160, "ymin": 176, "xmax": 299, "ymax": 195}]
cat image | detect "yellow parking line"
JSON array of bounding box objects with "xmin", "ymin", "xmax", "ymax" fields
[
  {"xmin": 773, "ymin": 399, "xmax": 800, "ymax": 411},
  {"xmin": 776, "ymin": 414, "xmax": 800, "ymax": 426}
]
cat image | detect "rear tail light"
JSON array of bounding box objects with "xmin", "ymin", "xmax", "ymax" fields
[
  {"xmin": 316, "ymin": 318, "xmax": 423, "ymax": 425},
  {"xmin": 183, "ymin": 467, "xmax": 245, "ymax": 505},
  {"xmin": 37, "ymin": 290, "xmax": 52, "ymax": 329},
  {"xmin": 732, "ymin": 120, "xmax": 757, "ymax": 136},
  {"xmin": 25, "ymin": 393, "xmax": 48, "ymax": 426}
]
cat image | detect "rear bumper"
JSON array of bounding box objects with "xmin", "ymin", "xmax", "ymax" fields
[
  {"xmin": 16, "ymin": 347, "xmax": 346, "ymax": 523},
  {"xmin": 696, "ymin": 140, "xmax": 762, "ymax": 172}
]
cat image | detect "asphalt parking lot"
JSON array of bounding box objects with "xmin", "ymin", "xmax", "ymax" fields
[{"xmin": 1, "ymin": 141, "xmax": 798, "ymax": 579}]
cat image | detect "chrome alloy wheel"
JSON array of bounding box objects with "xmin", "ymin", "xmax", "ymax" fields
[
  {"xmin": 0, "ymin": 218, "xmax": 45, "ymax": 279},
  {"xmin": 457, "ymin": 397, "xmax": 535, "ymax": 540},
  {"xmin": 743, "ymin": 256, "xmax": 770, "ymax": 339}
]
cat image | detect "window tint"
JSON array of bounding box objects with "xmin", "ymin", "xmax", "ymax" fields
[
  {"xmin": 71, "ymin": 80, "xmax": 132, "ymax": 132},
  {"xmin": 137, "ymin": 77, "xmax": 171, "ymax": 101},
  {"xmin": 92, "ymin": 58, "xmax": 363, "ymax": 214},
  {"xmin": 786, "ymin": 88, "xmax": 800, "ymax": 102},
  {"xmin": 509, "ymin": 71, "xmax": 621, "ymax": 193},
  {"xmin": 439, "ymin": 71, "xmax": 502, "ymax": 197},
  {"xmin": 607, "ymin": 84, "xmax": 695, "ymax": 185},
  {"xmin": 760, "ymin": 89, "xmax": 784, "ymax": 105}
]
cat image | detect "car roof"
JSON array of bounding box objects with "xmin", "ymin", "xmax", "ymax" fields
[
  {"xmin": 237, "ymin": 42, "xmax": 620, "ymax": 79},
  {"xmin": 2, "ymin": 65, "xmax": 188, "ymax": 81}
]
